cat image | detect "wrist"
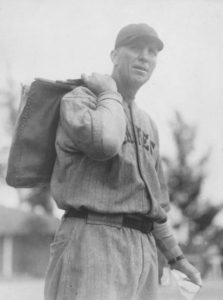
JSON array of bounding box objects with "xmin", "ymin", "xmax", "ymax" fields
[
  {"xmin": 168, "ymin": 254, "xmax": 185, "ymax": 266},
  {"xmin": 99, "ymin": 89, "xmax": 118, "ymax": 96},
  {"xmin": 164, "ymin": 245, "xmax": 183, "ymax": 259},
  {"xmin": 98, "ymin": 90, "xmax": 123, "ymax": 104}
]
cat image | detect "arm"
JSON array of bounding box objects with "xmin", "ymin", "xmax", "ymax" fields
[
  {"xmin": 153, "ymin": 221, "xmax": 202, "ymax": 286},
  {"xmin": 151, "ymin": 120, "xmax": 202, "ymax": 286},
  {"xmin": 60, "ymin": 73, "xmax": 126, "ymax": 160}
]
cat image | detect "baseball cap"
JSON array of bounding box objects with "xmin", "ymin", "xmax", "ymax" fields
[{"xmin": 115, "ymin": 23, "xmax": 164, "ymax": 51}]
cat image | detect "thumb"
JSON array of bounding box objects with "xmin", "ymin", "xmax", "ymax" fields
[
  {"xmin": 187, "ymin": 270, "xmax": 203, "ymax": 287},
  {"xmin": 174, "ymin": 259, "xmax": 203, "ymax": 287}
]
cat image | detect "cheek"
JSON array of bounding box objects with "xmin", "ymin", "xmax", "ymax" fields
[
  {"xmin": 119, "ymin": 57, "xmax": 132, "ymax": 74},
  {"xmin": 119, "ymin": 52, "xmax": 134, "ymax": 65},
  {"xmin": 150, "ymin": 58, "xmax": 157, "ymax": 70},
  {"xmin": 115, "ymin": 51, "xmax": 136, "ymax": 75}
]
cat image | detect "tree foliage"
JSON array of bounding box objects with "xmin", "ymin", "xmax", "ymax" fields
[
  {"xmin": 163, "ymin": 111, "xmax": 218, "ymax": 239},
  {"xmin": 0, "ymin": 76, "xmax": 18, "ymax": 180}
]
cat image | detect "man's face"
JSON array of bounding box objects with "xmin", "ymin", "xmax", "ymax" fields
[{"xmin": 112, "ymin": 38, "xmax": 158, "ymax": 88}]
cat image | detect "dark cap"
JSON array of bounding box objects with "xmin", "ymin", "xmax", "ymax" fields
[{"xmin": 115, "ymin": 23, "xmax": 164, "ymax": 51}]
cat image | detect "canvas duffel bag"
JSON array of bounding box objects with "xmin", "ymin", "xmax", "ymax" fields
[{"xmin": 6, "ymin": 78, "xmax": 83, "ymax": 188}]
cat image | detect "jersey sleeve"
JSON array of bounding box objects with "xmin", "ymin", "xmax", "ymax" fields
[
  {"xmin": 152, "ymin": 220, "xmax": 183, "ymax": 261},
  {"xmin": 59, "ymin": 86, "xmax": 126, "ymax": 161}
]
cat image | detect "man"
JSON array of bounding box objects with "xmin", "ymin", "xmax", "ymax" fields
[{"xmin": 44, "ymin": 23, "xmax": 202, "ymax": 300}]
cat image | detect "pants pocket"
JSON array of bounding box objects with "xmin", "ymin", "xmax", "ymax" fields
[
  {"xmin": 50, "ymin": 238, "xmax": 68, "ymax": 257},
  {"xmin": 45, "ymin": 218, "xmax": 79, "ymax": 300}
]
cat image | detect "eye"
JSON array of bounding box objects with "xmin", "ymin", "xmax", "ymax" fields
[{"xmin": 148, "ymin": 48, "xmax": 158, "ymax": 56}]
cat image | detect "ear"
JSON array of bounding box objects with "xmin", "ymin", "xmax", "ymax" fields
[{"xmin": 110, "ymin": 49, "xmax": 119, "ymax": 65}]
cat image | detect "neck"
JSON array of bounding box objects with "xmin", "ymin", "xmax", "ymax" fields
[{"xmin": 112, "ymin": 71, "xmax": 139, "ymax": 103}]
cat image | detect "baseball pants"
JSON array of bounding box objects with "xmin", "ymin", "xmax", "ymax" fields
[{"xmin": 44, "ymin": 215, "xmax": 158, "ymax": 300}]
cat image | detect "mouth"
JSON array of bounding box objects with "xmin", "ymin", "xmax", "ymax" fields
[{"xmin": 132, "ymin": 65, "xmax": 149, "ymax": 74}]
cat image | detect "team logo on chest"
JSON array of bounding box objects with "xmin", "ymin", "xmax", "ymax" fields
[{"xmin": 124, "ymin": 125, "xmax": 156, "ymax": 155}]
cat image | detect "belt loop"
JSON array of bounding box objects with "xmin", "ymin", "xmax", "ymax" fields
[{"xmin": 141, "ymin": 218, "xmax": 153, "ymax": 234}]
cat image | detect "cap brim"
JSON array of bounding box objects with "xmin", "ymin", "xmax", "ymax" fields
[
  {"xmin": 131, "ymin": 34, "xmax": 164, "ymax": 51},
  {"xmin": 116, "ymin": 34, "xmax": 164, "ymax": 51},
  {"xmin": 142, "ymin": 35, "xmax": 164, "ymax": 51}
]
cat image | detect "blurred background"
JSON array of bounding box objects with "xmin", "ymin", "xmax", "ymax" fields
[{"xmin": 0, "ymin": 0, "xmax": 223, "ymax": 299}]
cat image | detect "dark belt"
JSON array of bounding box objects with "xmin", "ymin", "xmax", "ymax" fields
[{"xmin": 64, "ymin": 209, "xmax": 153, "ymax": 234}]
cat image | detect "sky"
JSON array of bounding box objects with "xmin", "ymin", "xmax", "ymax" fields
[{"xmin": 0, "ymin": 0, "xmax": 223, "ymax": 206}]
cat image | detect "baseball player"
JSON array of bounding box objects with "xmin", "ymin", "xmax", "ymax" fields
[{"xmin": 44, "ymin": 23, "xmax": 202, "ymax": 300}]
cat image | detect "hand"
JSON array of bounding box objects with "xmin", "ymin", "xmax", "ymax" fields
[
  {"xmin": 81, "ymin": 72, "xmax": 117, "ymax": 95},
  {"xmin": 171, "ymin": 258, "xmax": 203, "ymax": 287}
]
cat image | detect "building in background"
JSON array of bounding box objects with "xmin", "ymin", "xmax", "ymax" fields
[{"xmin": 0, "ymin": 205, "xmax": 59, "ymax": 278}]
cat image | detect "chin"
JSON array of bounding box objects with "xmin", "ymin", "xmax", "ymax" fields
[{"xmin": 132, "ymin": 76, "xmax": 149, "ymax": 87}]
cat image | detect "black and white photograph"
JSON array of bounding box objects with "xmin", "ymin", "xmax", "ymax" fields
[{"xmin": 0, "ymin": 0, "xmax": 222, "ymax": 299}]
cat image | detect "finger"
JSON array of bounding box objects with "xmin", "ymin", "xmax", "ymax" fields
[
  {"xmin": 189, "ymin": 272, "xmax": 203, "ymax": 287},
  {"xmin": 194, "ymin": 273, "xmax": 203, "ymax": 287},
  {"xmin": 81, "ymin": 73, "xmax": 88, "ymax": 82}
]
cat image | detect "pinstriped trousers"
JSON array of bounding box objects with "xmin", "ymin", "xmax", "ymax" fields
[{"xmin": 44, "ymin": 216, "xmax": 158, "ymax": 300}]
